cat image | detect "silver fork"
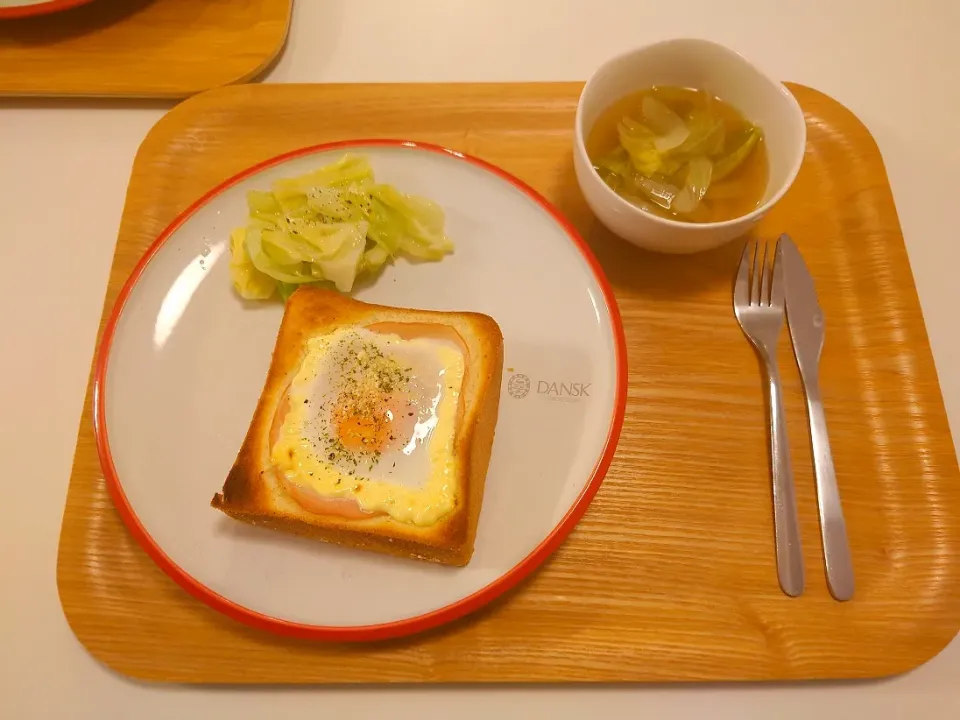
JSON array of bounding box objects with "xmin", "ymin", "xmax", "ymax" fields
[{"xmin": 734, "ymin": 238, "xmax": 805, "ymax": 597}]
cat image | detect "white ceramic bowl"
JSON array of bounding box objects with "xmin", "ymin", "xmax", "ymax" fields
[{"xmin": 573, "ymin": 38, "xmax": 806, "ymax": 254}]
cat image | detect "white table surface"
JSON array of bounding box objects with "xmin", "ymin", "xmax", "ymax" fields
[{"xmin": 2, "ymin": 1, "xmax": 959, "ymax": 718}]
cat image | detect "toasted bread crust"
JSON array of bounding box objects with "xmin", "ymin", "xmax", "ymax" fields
[{"xmin": 211, "ymin": 287, "xmax": 503, "ymax": 566}]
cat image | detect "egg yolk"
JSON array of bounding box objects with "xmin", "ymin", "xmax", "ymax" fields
[{"xmin": 332, "ymin": 391, "xmax": 417, "ymax": 454}]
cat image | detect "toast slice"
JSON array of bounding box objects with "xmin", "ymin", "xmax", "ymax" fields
[{"xmin": 212, "ymin": 287, "xmax": 503, "ymax": 566}]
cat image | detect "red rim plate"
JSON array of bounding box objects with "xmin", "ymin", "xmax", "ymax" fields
[
  {"xmin": 0, "ymin": 0, "xmax": 95, "ymax": 19},
  {"xmin": 94, "ymin": 139, "xmax": 628, "ymax": 642}
]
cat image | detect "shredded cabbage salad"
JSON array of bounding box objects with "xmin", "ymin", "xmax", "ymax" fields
[{"xmin": 229, "ymin": 154, "xmax": 454, "ymax": 301}]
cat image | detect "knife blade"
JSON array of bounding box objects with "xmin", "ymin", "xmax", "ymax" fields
[
  {"xmin": 780, "ymin": 236, "xmax": 824, "ymax": 374},
  {"xmin": 780, "ymin": 234, "xmax": 854, "ymax": 601}
]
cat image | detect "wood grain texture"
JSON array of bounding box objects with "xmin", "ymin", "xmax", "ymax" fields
[
  {"xmin": 0, "ymin": 0, "xmax": 290, "ymax": 98},
  {"xmin": 56, "ymin": 82, "xmax": 960, "ymax": 683}
]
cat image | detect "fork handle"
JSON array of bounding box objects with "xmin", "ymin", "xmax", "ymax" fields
[
  {"xmin": 804, "ymin": 378, "xmax": 854, "ymax": 601},
  {"xmin": 766, "ymin": 360, "xmax": 805, "ymax": 597}
]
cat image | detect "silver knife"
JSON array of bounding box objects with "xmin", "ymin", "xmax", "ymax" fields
[{"xmin": 780, "ymin": 234, "xmax": 854, "ymax": 601}]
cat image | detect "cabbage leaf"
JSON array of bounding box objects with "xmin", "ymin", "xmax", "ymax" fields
[{"xmin": 228, "ymin": 154, "xmax": 454, "ymax": 301}]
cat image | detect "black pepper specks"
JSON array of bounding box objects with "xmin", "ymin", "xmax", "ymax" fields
[{"xmin": 312, "ymin": 332, "xmax": 412, "ymax": 470}]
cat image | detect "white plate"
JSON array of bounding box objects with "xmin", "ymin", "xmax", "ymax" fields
[{"xmin": 97, "ymin": 140, "xmax": 627, "ymax": 641}]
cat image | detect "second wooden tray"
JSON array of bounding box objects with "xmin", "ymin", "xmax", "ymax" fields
[
  {"xmin": 0, "ymin": 0, "xmax": 291, "ymax": 98},
  {"xmin": 57, "ymin": 82, "xmax": 960, "ymax": 683}
]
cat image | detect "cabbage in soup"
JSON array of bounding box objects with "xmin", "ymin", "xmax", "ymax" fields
[{"xmin": 586, "ymin": 86, "xmax": 769, "ymax": 224}]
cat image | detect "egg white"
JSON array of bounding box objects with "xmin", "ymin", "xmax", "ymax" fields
[
  {"xmin": 302, "ymin": 329, "xmax": 454, "ymax": 486},
  {"xmin": 271, "ymin": 326, "xmax": 464, "ymax": 525}
]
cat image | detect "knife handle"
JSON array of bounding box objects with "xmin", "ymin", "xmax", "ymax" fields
[
  {"xmin": 767, "ymin": 360, "xmax": 805, "ymax": 597},
  {"xmin": 805, "ymin": 378, "xmax": 854, "ymax": 601}
]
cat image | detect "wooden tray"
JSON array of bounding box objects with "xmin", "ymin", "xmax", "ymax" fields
[
  {"xmin": 0, "ymin": 0, "xmax": 290, "ymax": 98},
  {"xmin": 57, "ymin": 82, "xmax": 960, "ymax": 683}
]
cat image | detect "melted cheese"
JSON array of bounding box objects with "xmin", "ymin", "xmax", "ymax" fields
[{"xmin": 271, "ymin": 327, "xmax": 464, "ymax": 526}]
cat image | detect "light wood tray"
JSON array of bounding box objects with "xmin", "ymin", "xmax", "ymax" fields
[
  {"xmin": 57, "ymin": 82, "xmax": 960, "ymax": 683},
  {"xmin": 0, "ymin": 0, "xmax": 290, "ymax": 98}
]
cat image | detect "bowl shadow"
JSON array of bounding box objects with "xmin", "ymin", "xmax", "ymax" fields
[{"xmin": 551, "ymin": 155, "xmax": 750, "ymax": 303}]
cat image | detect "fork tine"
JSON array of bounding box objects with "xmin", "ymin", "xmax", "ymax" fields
[
  {"xmin": 770, "ymin": 237, "xmax": 785, "ymax": 309},
  {"xmin": 735, "ymin": 239, "xmax": 752, "ymax": 306},
  {"xmin": 751, "ymin": 239, "xmax": 763, "ymax": 306},
  {"xmin": 763, "ymin": 239, "xmax": 775, "ymax": 306}
]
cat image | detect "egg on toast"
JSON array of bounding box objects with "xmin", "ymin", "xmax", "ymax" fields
[{"xmin": 211, "ymin": 288, "xmax": 503, "ymax": 566}]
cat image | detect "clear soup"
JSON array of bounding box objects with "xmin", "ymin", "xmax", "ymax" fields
[{"xmin": 586, "ymin": 86, "xmax": 769, "ymax": 224}]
